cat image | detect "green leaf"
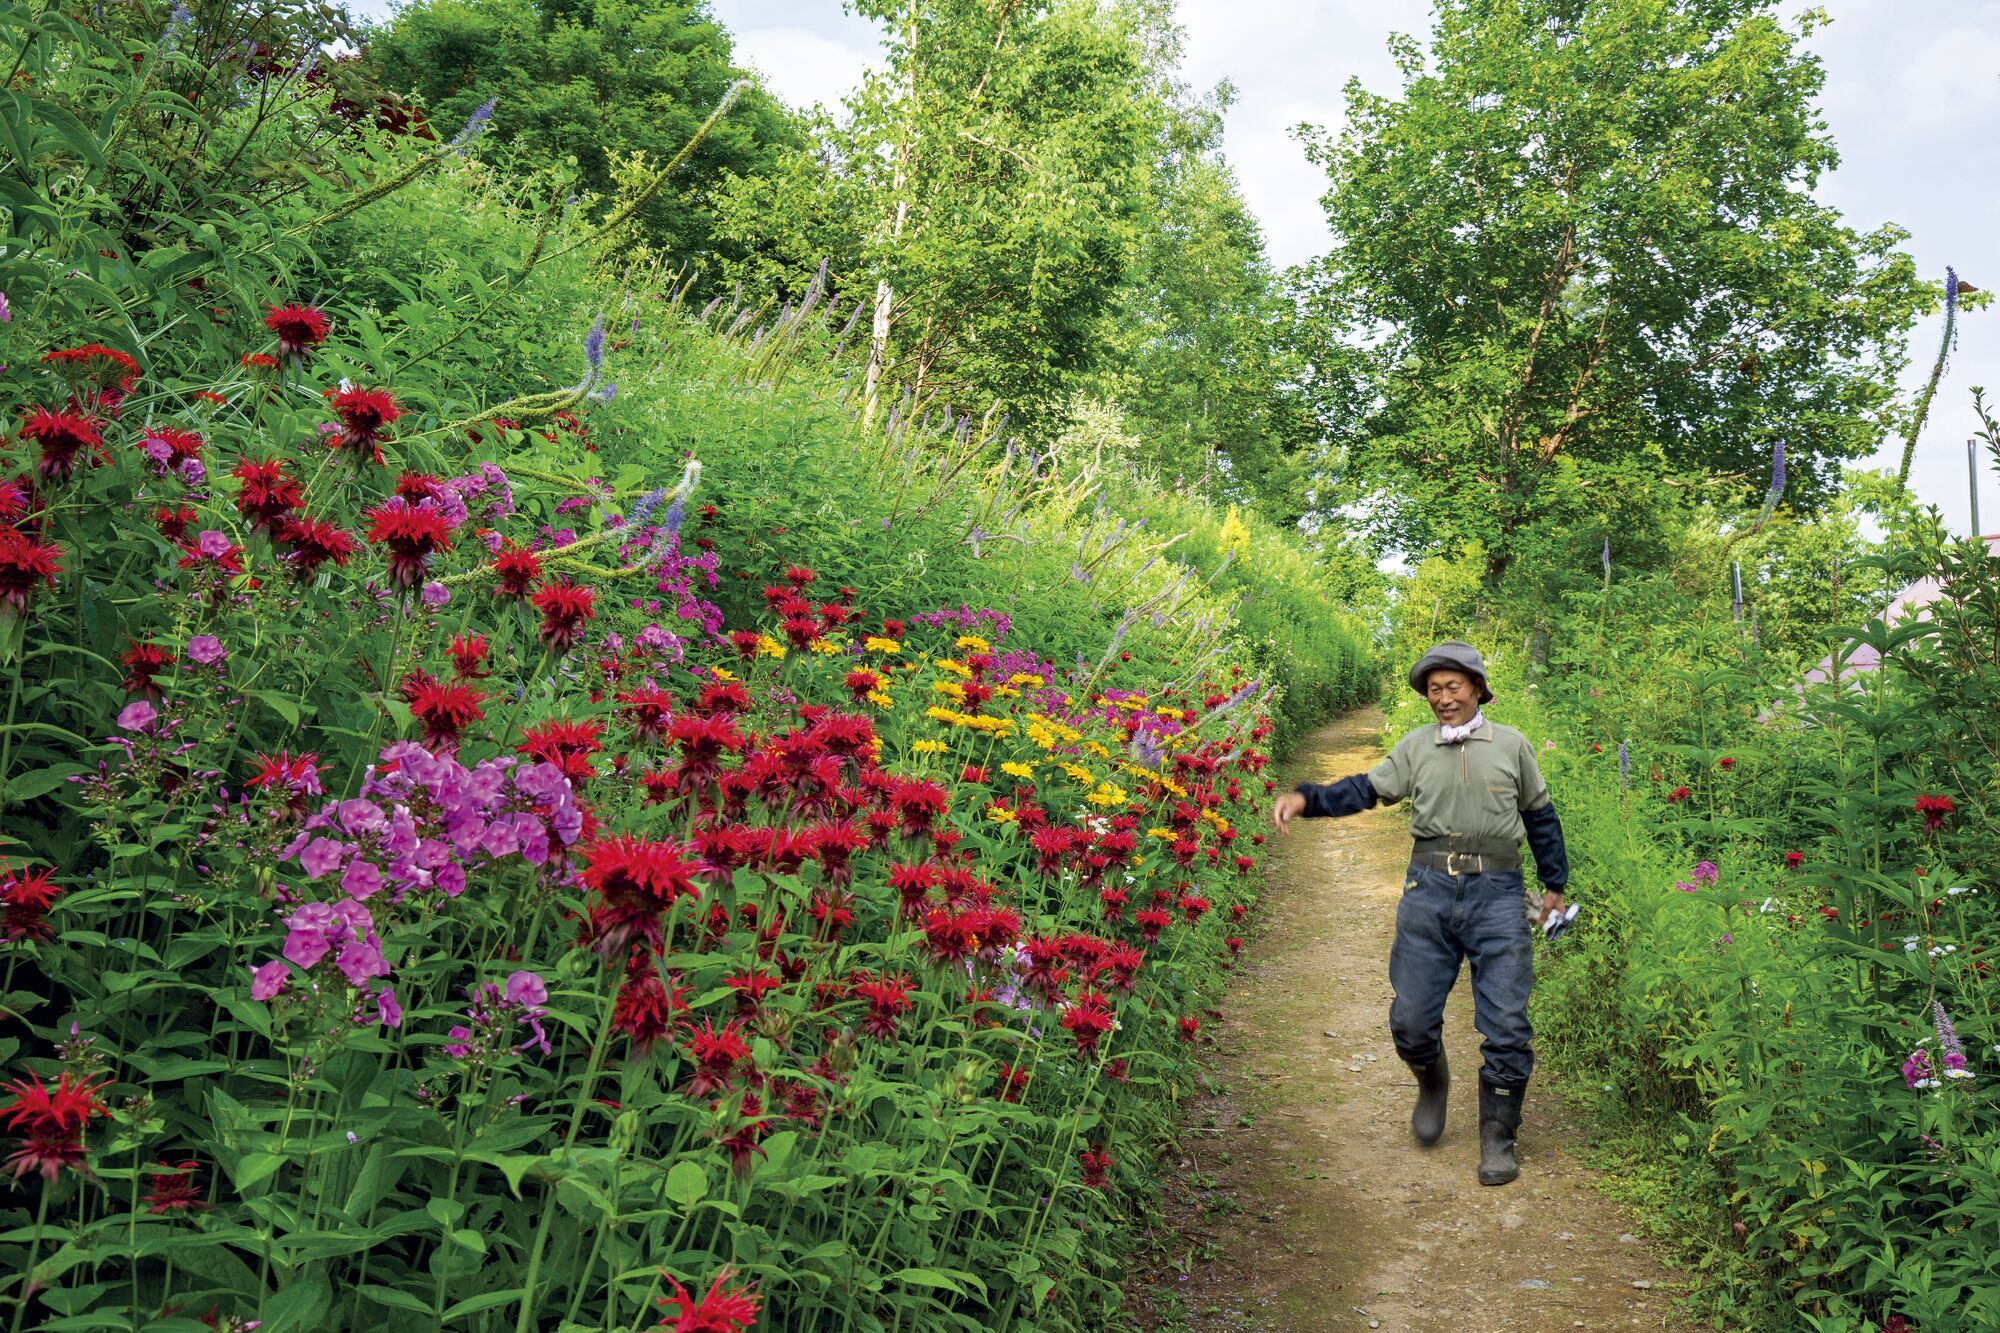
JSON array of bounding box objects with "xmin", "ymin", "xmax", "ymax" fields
[
  {"xmin": 231, "ymin": 1151, "xmax": 285, "ymax": 1191},
  {"xmin": 356, "ymin": 1284, "xmax": 434, "ymax": 1315},
  {"xmin": 259, "ymin": 1274, "xmax": 332, "ymax": 1333},
  {"xmin": 441, "ymin": 1289, "xmax": 527, "ymax": 1321},
  {"xmin": 3, "ymin": 763, "xmax": 87, "ymax": 800},
  {"xmin": 661, "ymin": 1159, "xmax": 707, "ymax": 1209}
]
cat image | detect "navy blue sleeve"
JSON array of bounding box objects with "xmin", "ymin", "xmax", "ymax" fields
[
  {"xmin": 1294, "ymin": 774, "xmax": 1380, "ymax": 818},
  {"xmin": 1521, "ymin": 801, "xmax": 1570, "ymax": 895}
]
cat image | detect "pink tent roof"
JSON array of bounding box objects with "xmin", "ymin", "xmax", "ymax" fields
[{"xmin": 1798, "ymin": 533, "xmax": 2000, "ymax": 688}]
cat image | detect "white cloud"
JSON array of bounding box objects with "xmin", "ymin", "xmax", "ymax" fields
[
  {"xmin": 730, "ymin": 26, "xmax": 877, "ymax": 114},
  {"xmin": 1888, "ymin": 26, "xmax": 2000, "ymax": 132}
]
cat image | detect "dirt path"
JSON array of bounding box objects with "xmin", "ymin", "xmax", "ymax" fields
[{"xmin": 1132, "ymin": 709, "xmax": 1688, "ymax": 1332}]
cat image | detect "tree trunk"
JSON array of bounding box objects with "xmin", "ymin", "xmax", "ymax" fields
[{"xmin": 863, "ymin": 1, "xmax": 921, "ymax": 426}]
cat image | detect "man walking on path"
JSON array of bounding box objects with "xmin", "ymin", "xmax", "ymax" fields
[{"xmin": 1270, "ymin": 642, "xmax": 1569, "ymax": 1186}]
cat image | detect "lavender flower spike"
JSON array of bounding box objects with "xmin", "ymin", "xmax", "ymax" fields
[
  {"xmin": 1935, "ymin": 1001, "xmax": 1973, "ymax": 1080},
  {"xmin": 583, "ymin": 316, "xmax": 605, "ymax": 375},
  {"xmin": 448, "ymin": 97, "xmax": 498, "ymax": 155}
]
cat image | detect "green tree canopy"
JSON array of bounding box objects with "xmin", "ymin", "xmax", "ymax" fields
[
  {"xmin": 362, "ymin": 0, "xmax": 802, "ymax": 270},
  {"xmin": 1294, "ymin": 0, "xmax": 1931, "ymax": 595},
  {"xmin": 1089, "ymin": 84, "xmax": 1318, "ymax": 520}
]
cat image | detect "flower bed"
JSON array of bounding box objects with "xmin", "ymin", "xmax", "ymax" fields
[{"xmin": 0, "ymin": 325, "xmax": 1277, "ymax": 1331}]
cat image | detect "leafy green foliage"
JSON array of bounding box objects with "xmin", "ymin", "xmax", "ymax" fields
[
  {"xmin": 0, "ymin": 7, "xmax": 1382, "ymax": 1329},
  {"xmin": 362, "ymin": 0, "xmax": 804, "ymax": 275},
  {"xmin": 1085, "ymin": 86, "xmax": 1319, "ymax": 519},
  {"xmin": 1296, "ymin": 0, "xmax": 1933, "ymax": 594}
]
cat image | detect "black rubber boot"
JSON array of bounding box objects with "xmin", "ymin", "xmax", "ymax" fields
[
  {"xmin": 1477, "ymin": 1081, "xmax": 1524, "ymax": 1186},
  {"xmin": 1407, "ymin": 1051, "xmax": 1449, "ymax": 1147}
]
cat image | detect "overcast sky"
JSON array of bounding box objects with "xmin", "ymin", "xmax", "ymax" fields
[{"xmin": 349, "ymin": 0, "xmax": 2000, "ymax": 535}]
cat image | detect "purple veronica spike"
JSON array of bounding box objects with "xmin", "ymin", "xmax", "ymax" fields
[
  {"xmin": 1602, "ymin": 537, "xmax": 1611, "ymax": 578},
  {"xmin": 1617, "ymin": 740, "xmax": 1630, "ymax": 789},
  {"xmin": 1947, "ymin": 266, "xmax": 1960, "ymax": 314},
  {"xmin": 448, "ymin": 97, "xmax": 497, "ymax": 154},
  {"xmin": 583, "ymin": 317, "xmax": 605, "ymax": 374}
]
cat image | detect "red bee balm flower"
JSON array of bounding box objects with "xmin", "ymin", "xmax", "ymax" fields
[
  {"xmin": 143, "ymin": 1160, "xmax": 212, "ymax": 1213},
  {"xmin": 581, "ymin": 835, "xmax": 702, "ymax": 956},
  {"xmin": 278, "ymin": 513, "xmax": 357, "ymax": 579},
  {"xmin": 518, "ymin": 719, "xmax": 603, "ymax": 783},
  {"xmin": 363, "ymin": 500, "xmax": 454, "ymax": 587},
  {"xmin": 264, "ymin": 303, "xmax": 330, "ymax": 359},
  {"xmin": 21, "ymin": 406, "xmax": 105, "ymax": 480},
  {"xmin": 655, "ymin": 1266, "xmax": 761, "ymax": 1333},
  {"xmin": 40, "ymin": 343, "xmax": 138, "ymax": 413},
  {"xmin": 678, "ymin": 1018, "xmax": 752, "ymax": 1098},
  {"xmin": 491, "ymin": 542, "xmax": 542, "ymax": 598},
  {"xmin": 328, "ymin": 386, "xmax": 402, "ymax": 464},
  {"xmin": 407, "ymin": 679, "xmax": 487, "ymax": 747},
  {"xmin": 617, "ymin": 683, "xmax": 676, "ymax": 739},
  {"xmin": 531, "ymin": 578, "xmax": 596, "ymax": 651},
  {"xmin": 2, "ymin": 1071, "xmax": 110, "ymax": 1181},
  {"xmin": 1666, "ymin": 786, "xmax": 1691, "ymax": 804},
  {"xmin": 612, "ymin": 953, "xmax": 690, "ymax": 1053},
  {"xmin": 852, "ymin": 973, "xmax": 914, "ymax": 1040},
  {"xmin": 1078, "ymin": 1146, "xmax": 1113, "ymax": 1190},
  {"xmin": 2, "ymin": 864, "xmax": 64, "ymax": 942},
  {"xmin": 1915, "ymin": 794, "xmax": 1956, "ymax": 833},
  {"xmin": 231, "ymin": 457, "xmax": 303, "ymax": 530},
  {"xmin": 120, "ymin": 641, "xmax": 175, "ymax": 698},
  {"xmin": 0, "ymin": 526, "xmax": 63, "ymax": 615},
  {"xmin": 447, "ymin": 633, "xmax": 490, "ymax": 679}
]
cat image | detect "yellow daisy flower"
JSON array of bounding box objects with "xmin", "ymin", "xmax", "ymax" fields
[
  {"xmin": 1001, "ymin": 761, "xmax": 1035, "ymax": 779},
  {"xmin": 864, "ymin": 636, "xmax": 902, "ymax": 654},
  {"xmin": 912, "ymin": 739, "xmax": 948, "ymax": 755}
]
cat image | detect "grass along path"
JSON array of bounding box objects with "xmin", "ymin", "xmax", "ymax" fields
[{"xmin": 1129, "ymin": 708, "xmax": 1691, "ymax": 1331}]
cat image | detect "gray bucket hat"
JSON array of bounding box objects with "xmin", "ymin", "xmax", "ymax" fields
[{"xmin": 1409, "ymin": 640, "xmax": 1494, "ymax": 704}]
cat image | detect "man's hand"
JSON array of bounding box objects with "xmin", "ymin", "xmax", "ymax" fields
[
  {"xmin": 1539, "ymin": 890, "xmax": 1566, "ymax": 924},
  {"xmin": 1272, "ymin": 791, "xmax": 1306, "ymax": 833}
]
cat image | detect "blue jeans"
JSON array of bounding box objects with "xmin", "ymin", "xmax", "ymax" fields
[{"xmin": 1387, "ymin": 863, "xmax": 1534, "ymax": 1091}]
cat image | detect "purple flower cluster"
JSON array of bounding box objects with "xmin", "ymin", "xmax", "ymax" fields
[
  {"xmin": 1904, "ymin": 1046, "xmax": 1938, "ymax": 1091},
  {"xmin": 249, "ymin": 743, "xmax": 583, "ymax": 1019},
  {"xmin": 650, "ymin": 537, "xmax": 722, "ymax": 638},
  {"xmin": 1674, "ymin": 860, "xmax": 1720, "ymax": 894},
  {"xmin": 1934, "ymin": 1001, "xmax": 1971, "ymax": 1081},
  {"xmin": 286, "ymin": 742, "xmax": 582, "ymax": 898},
  {"xmin": 445, "ymin": 464, "xmax": 514, "ymax": 525},
  {"xmin": 445, "ymin": 972, "xmax": 552, "ymax": 1064},
  {"xmin": 914, "ymin": 605, "xmax": 1014, "ymax": 641}
]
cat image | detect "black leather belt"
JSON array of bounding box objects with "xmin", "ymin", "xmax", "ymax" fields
[{"xmin": 1411, "ymin": 838, "xmax": 1522, "ymax": 875}]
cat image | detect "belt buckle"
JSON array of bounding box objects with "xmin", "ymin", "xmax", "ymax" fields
[{"xmin": 1445, "ymin": 850, "xmax": 1470, "ymax": 877}]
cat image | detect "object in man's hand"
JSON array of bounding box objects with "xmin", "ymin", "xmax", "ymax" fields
[{"xmin": 1540, "ymin": 902, "xmax": 1580, "ymax": 942}]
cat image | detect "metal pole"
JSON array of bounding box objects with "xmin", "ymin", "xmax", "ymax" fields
[{"xmin": 1972, "ymin": 438, "xmax": 1983, "ymax": 538}]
